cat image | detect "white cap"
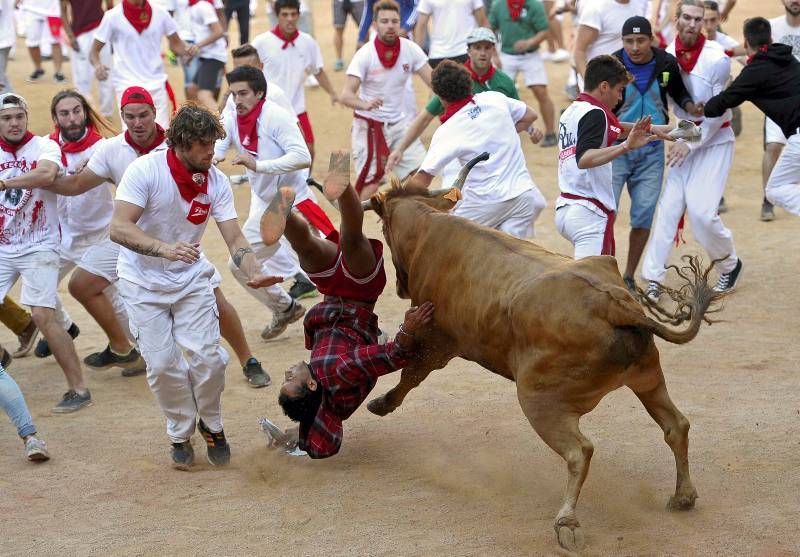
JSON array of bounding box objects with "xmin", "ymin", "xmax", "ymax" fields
[
  {"xmin": 0, "ymin": 93, "xmax": 28, "ymax": 113},
  {"xmin": 465, "ymin": 27, "xmax": 497, "ymax": 46}
]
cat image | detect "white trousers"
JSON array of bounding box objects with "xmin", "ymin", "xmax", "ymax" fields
[
  {"xmin": 555, "ymin": 202, "xmax": 607, "ymax": 259},
  {"xmin": 642, "ymin": 141, "xmax": 737, "ymax": 284},
  {"xmin": 352, "ymin": 116, "xmax": 426, "ymax": 184},
  {"xmin": 454, "ymin": 188, "xmax": 546, "ymax": 239},
  {"xmin": 72, "ymin": 32, "xmax": 115, "ymax": 117},
  {"xmin": 119, "ymin": 276, "xmax": 228, "ymax": 443},
  {"xmin": 765, "ymin": 132, "xmax": 800, "ymax": 215}
]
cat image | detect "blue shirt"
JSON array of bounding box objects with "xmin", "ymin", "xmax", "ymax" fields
[
  {"xmin": 358, "ymin": 0, "xmax": 418, "ymax": 43},
  {"xmin": 622, "ymin": 49, "xmax": 657, "ymax": 95}
]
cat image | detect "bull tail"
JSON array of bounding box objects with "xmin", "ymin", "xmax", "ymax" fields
[{"xmin": 613, "ymin": 256, "xmax": 727, "ymax": 344}]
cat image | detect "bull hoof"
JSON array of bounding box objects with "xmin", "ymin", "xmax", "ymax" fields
[
  {"xmin": 554, "ymin": 517, "xmax": 585, "ymax": 553},
  {"xmin": 667, "ymin": 489, "xmax": 698, "ymax": 511},
  {"xmin": 367, "ymin": 397, "xmax": 396, "ymax": 416}
]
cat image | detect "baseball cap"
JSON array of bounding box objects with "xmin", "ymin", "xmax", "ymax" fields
[
  {"xmin": 120, "ymin": 86, "xmax": 155, "ymax": 108},
  {"xmin": 466, "ymin": 27, "xmax": 497, "ymax": 46},
  {"xmin": 622, "ymin": 16, "xmax": 652, "ymax": 37},
  {"xmin": 0, "ymin": 93, "xmax": 29, "ymax": 113}
]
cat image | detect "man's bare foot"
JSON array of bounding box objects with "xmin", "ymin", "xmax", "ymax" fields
[
  {"xmin": 260, "ymin": 186, "xmax": 296, "ymax": 245},
  {"xmin": 323, "ymin": 150, "xmax": 351, "ymax": 201}
]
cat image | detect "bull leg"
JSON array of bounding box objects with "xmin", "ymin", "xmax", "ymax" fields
[
  {"xmin": 632, "ymin": 374, "xmax": 698, "ymax": 511},
  {"xmin": 367, "ymin": 361, "xmax": 437, "ymax": 416},
  {"xmin": 518, "ymin": 394, "xmax": 593, "ymax": 552}
]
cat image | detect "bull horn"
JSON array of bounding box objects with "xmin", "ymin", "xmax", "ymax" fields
[
  {"xmin": 450, "ymin": 152, "xmax": 490, "ymax": 190},
  {"xmin": 361, "ymin": 199, "xmax": 374, "ymax": 211}
]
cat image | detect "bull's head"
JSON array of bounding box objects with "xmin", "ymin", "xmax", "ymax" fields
[{"xmin": 362, "ymin": 152, "xmax": 490, "ymax": 299}]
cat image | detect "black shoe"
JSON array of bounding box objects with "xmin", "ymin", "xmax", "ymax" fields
[
  {"xmin": 26, "ymin": 69, "xmax": 44, "ymax": 82},
  {"xmin": 1, "ymin": 347, "xmax": 11, "ymax": 369},
  {"xmin": 288, "ymin": 274, "xmax": 319, "ymax": 300},
  {"xmin": 52, "ymin": 389, "xmax": 92, "ymax": 413},
  {"xmin": 36, "ymin": 322, "xmax": 80, "ymax": 358},
  {"xmin": 54, "ymin": 72, "xmax": 65, "ymax": 83},
  {"xmin": 718, "ymin": 197, "xmax": 728, "ymax": 214},
  {"xmin": 243, "ymin": 357, "xmax": 270, "ymax": 388},
  {"xmin": 84, "ymin": 345, "xmax": 144, "ymax": 370},
  {"xmin": 170, "ymin": 441, "xmax": 195, "ymax": 470},
  {"xmin": 623, "ymin": 276, "xmax": 636, "ymax": 293},
  {"xmin": 714, "ymin": 258, "xmax": 743, "ymax": 293},
  {"xmin": 540, "ymin": 133, "xmax": 557, "ymax": 148},
  {"xmin": 198, "ymin": 419, "xmax": 231, "ymax": 466}
]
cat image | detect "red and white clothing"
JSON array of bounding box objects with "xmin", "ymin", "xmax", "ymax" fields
[
  {"xmin": 21, "ymin": 0, "xmax": 60, "ymax": 48},
  {"xmin": 115, "ymin": 150, "xmax": 235, "ymax": 443},
  {"xmin": 252, "ymin": 27, "xmax": 324, "ymax": 117},
  {"xmin": 416, "ymin": 0, "xmax": 484, "ymax": 59},
  {"xmin": 346, "ymin": 37, "xmax": 428, "ymax": 191},
  {"xmin": 0, "ymin": 135, "xmax": 64, "ymax": 308},
  {"xmin": 421, "ymin": 91, "xmax": 546, "ymax": 239},
  {"xmin": 642, "ymin": 38, "xmax": 737, "ymax": 284},
  {"xmin": 94, "ymin": 3, "xmax": 179, "ymax": 127},
  {"xmin": 67, "ymin": 0, "xmax": 115, "ymax": 117}
]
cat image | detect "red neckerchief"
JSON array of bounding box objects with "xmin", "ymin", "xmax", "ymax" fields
[
  {"xmin": 374, "ymin": 35, "xmax": 401, "ymax": 69},
  {"xmin": 675, "ymin": 33, "xmax": 706, "ymax": 73},
  {"xmin": 464, "ymin": 58, "xmax": 495, "ymax": 85},
  {"xmin": 49, "ymin": 125, "xmax": 103, "ymax": 166},
  {"xmin": 440, "ymin": 95, "xmax": 475, "ymax": 123},
  {"xmin": 576, "ymin": 92, "xmax": 622, "ymax": 146},
  {"xmin": 166, "ymin": 147, "xmax": 208, "ymax": 203},
  {"xmin": 122, "ymin": 0, "xmax": 152, "ymax": 34},
  {"xmin": 237, "ymin": 98, "xmax": 265, "ymax": 155},
  {"xmin": 188, "ymin": 0, "xmax": 214, "ymax": 5},
  {"xmin": 746, "ymin": 44, "xmax": 769, "ymax": 65},
  {"xmin": 506, "ymin": 0, "xmax": 525, "ymax": 21},
  {"xmin": 271, "ymin": 25, "xmax": 299, "ymax": 49},
  {"xmin": 0, "ymin": 131, "xmax": 35, "ymax": 157},
  {"xmin": 124, "ymin": 124, "xmax": 165, "ymax": 156}
]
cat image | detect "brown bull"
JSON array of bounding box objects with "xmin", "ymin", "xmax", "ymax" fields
[{"xmin": 364, "ymin": 177, "xmax": 724, "ymax": 552}]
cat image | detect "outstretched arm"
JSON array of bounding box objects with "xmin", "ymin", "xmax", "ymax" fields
[
  {"xmin": 216, "ymin": 218, "xmax": 283, "ymax": 288},
  {"xmin": 50, "ymin": 167, "xmax": 107, "ymax": 196},
  {"xmin": 110, "ymin": 200, "xmax": 201, "ymax": 263},
  {"xmin": 0, "ymin": 160, "xmax": 59, "ymax": 191}
]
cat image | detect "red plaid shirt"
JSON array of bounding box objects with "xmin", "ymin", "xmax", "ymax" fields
[{"xmin": 300, "ymin": 299, "xmax": 411, "ymax": 459}]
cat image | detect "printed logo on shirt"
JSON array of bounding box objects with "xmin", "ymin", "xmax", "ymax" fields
[
  {"xmin": 1, "ymin": 188, "xmax": 31, "ymax": 214},
  {"xmin": 558, "ymin": 121, "xmax": 576, "ymax": 152},
  {"xmin": 467, "ymin": 105, "xmax": 482, "ymax": 119},
  {"xmin": 402, "ymin": 63, "xmax": 410, "ymax": 72},
  {"xmin": 187, "ymin": 199, "xmax": 211, "ymax": 225}
]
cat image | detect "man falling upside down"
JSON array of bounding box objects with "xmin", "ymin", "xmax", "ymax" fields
[{"xmin": 264, "ymin": 151, "xmax": 434, "ymax": 458}]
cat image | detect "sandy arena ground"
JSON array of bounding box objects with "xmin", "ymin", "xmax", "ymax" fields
[{"xmin": 2, "ymin": 2, "xmax": 799, "ymax": 555}]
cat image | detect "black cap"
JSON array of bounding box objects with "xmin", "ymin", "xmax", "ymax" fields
[{"xmin": 622, "ymin": 16, "xmax": 652, "ymax": 37}]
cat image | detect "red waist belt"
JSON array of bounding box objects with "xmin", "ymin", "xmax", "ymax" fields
[
  {"xmin": 693, "ymin": 120, "xmax": 731, "ymax": 128},
  {"xmin": 353, "ymin": 113, "xmax": 390, "ymax": 194},
  {"xmin": 560, "ymin": 192, "xmax": 616, "ymax": 256}
]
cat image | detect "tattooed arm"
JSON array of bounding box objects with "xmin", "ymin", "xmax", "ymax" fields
[
  {"xmin": 216, "ymin": 218, "xmax": 283, "ymax": 288},
  {"xmin": 110, "ymin": 200, "xmax": 201, "ymax": 263}
]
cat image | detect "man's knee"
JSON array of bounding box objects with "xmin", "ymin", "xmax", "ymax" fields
[
  {"xmin": 68, "ymin": 270, "xmax": 107, "ymax": 301},
  {"xmin": 30, "ymin": 306, "xmax": 56, "ymax": 329}
]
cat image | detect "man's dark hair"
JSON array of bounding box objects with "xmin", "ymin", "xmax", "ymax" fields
[
  {"xmin": 584, "ymin": 55, "xmax": 632, "ymax": 92},
  {"xmin": 373, "ymin": 0, "xmax": 400, "ymax": 17},
  {"xmin": 743, "ymin": 17, "xmax": 772, "ymax": 48},
  {"xmin": 274, "ymin": 0, "xmax": 300, "ymax": 14},
  {"xmin": 226, "ymin": 65, "xmax": 267, "ymax": 96},
  {"xmin": 431, "ymin": 60, "xmax": 473, "ymax": 103},
  {"xmin": 166, "ymin": 103, "xmax": 226, "ymax": 149},
  {"xmin": 703, "ymin": 0, "xmax": 719, "ymax": 12},
  {"xmin": 231, "ymin": 43, "xmax": 259, "ymax": 59},
  {"xmin": 279, "ymin": 383, "xmax": 323, "ymax": 426}
]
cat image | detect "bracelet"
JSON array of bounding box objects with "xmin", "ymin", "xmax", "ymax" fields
[{"xmin": 397, "ymin": 323, "xmax": 413, "ymax": 338}]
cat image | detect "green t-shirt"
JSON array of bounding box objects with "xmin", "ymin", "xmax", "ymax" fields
[
  {"xmin": 425, "ymin": 68, "xmax": 519, "ymax": 116},
  {"xmin": 489, "ymin": 0, "xmax": 549, "ymax": 56}
]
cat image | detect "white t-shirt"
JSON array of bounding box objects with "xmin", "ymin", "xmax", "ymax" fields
[
  {"xmin": 0, "ymin": 136, "xmax": 64, "ymax": 257},
  {"xmin": 346, "ymin": 38, "xmax": 428, "ymax": 123},
  {"xmin": 711, "ymin": 32, "xmax": 739, "ymax": 51},
  {"xmin": 56, "ymin": 135, "xmax": 114, "ymax": 246},
  {"xmin": 223, "ymin": 78, "xmax": 295, "ymax": 116},
  {"xmin": 175, "ymin": 0, "xmax": 223, "ymax": 41},
  {"xmin": 252, "ymin": 30, "xmax": 324, "ymax": 114},
  {"xmin": 94, "ymin": 4, "xmax": 178, "ymax": 91},
  {"xmin": 770, "ymin": 15, "xmax": 800, "ymax": 61},
  {"xmin": 115, "ymin": 150, "xmax": 237, "ymax": 291},
  {"xmin": 580, "ymin": 0, "xmax": 644, "ymax": 62},
  {"xmin": 420, "ymin": 91, "xmax": 535, "ymax": 204},
  {"xmin": 87, "ymin": 132, "xmax": 168, "ymax": 185},
  {"xmin": 417, "ymin": 0, "xmax": 483, "ymax": 59},
  {"xmin": 21, "ymin": 0, "xmax": 58, "ymax": 17},
  {"xmin": 215, "ymin": 101, "xmax": 313, "ymax": 206},
  {"xmin": 0, "ymin": 0, "xmax": 16, "ymax": 50},
  {"xmin": 190, "ymin": 1, "xmax": 227, "ymax": 62}
]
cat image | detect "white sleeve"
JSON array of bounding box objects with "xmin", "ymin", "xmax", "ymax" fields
[
  {"xmin": 199, "ymin": 2, "xmax": 218, "ymax": 25},
  {"xmin": 577, "ymin": 4, "xmax": 602, "ymax": 31},
  {"xmin": 94, "ymin": 11, "xmax": 113, "ymax": 45},
  {"xmin": 211, "ymin": 173, "xmax": 238, "ymax": 222},
  {"xmin": 161, "ymin": 7, "xmax": 179, "ymax": 35},
  {"xmin": 213, "ymin": 109, "xmax": 235, "ymax": 159},
  {"xmin": 505, "ymin": 96, "xmax": 528, "ymax": 123},
  {"xmin": 689, "ymin": 55, "xmax": 732, "ymax": 151},
  {"xmin": 254, "ymin": 107, "xmax": 312, "ymax": 174},
  {"xmin": 115, "ymin": 159, "xmax": 150, "ymax": 208},
  {"xmin": 408, "ymin": 40, "xmax": 429, "ymax": 72},
  {"xmin": 38, "ymin": 138, "xmax": 64, "ymax": 172},
  {"xmin": 86, "ymin": 140, "xmax": 114, "ymax": 180},
  {"xmin": 471, "ymin": 0, "xmax": 483, "ymax": 10},
  {"xmin": 419, "ymin": 132, "xmax": 453, "ymax": 177},
  {"xmin": 345, "ymin": 46, "xmax": 368, "ymax": 81},
  {"xmin": 417, "ymin": 0, "xmax": 432, "ymax": 15}
]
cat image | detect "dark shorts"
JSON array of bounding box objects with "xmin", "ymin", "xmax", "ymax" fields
[
  {"xmin": 428, "ymin": 54, "xmax": 468, "ymax": 69},
  {"xmin": 194, "ymin": 58, "xmax": 225, "ymax": 91},
  {"xmin": 333, "ymin": 0, "xmax": 364, "ymax": 27}
]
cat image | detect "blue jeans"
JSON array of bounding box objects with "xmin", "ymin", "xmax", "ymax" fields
[
  {"xmin": 0, "ymin": 366, "xmax": 36, "ymax": 439},
  {"xmin": 612, "ymin": 141, "xmax": 665, "ymax": 229}
]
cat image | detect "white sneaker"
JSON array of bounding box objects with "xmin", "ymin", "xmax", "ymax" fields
[
  {"xmin": 305, "ymin": 75, "xmax": 319, "ymax": 88},
  {"xmin": 261, "ymin": 301, "xmax": 306, "ymax": 340},
  {"xmin": 229, "ymin": 174, "xmax": 248, "ymax": 185},
  {"xmin": 551, "ymin": 48, "xmax": 571, "ymax": 63},
  {"xmin": 540, "ymin": 50, "xmax": 553, "ymax": 61},
  {"xmin": 25, "ymin": 437, "xmax": 50, "ymax": 462},
  {"xmin": 668, "ymin": 120, "xmax": 702, "ymax": 141}
]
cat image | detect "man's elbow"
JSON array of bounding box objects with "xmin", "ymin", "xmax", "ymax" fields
[
  {"xmin": 40, "ymin": 166, "xmax": 59, "ymax": 186},
  {"xmin": 109, "ymin": 220, "xmax": 125, "ymax": 244}
]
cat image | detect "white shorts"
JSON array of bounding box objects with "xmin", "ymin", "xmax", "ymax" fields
[
  {"xmin": 499, "ymin": 51, "xmax": 548, "ymax": 87},
  {"xmin": 24, "ymin": 12, "xmax": 57, "ymax": 48},
  {"xmin": 0, "ymin": 250, "xmax": 60, "ymax": 308},
  {"xmin": 453, "ymin": 188, "xmax": 547, "ymax": 239},
  {"xmin": 78, "ymin": 237, "xmax": 121, "ymax": 283},
  {"xmin": 765, "ymin": 116, "xmax": 788, "ymax": 146},
  {"xmin": 352, "ymin": 117, "xmax": 426, "ymax": 185},
  {"xmin": 555, "ymin": 202, "xmax": 607, "ymax": 260}
]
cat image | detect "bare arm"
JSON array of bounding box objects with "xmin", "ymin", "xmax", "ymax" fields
[
  {"xmin": 90, "ymin": 39, "xmax": 110, "ymax": 80},
  {"xmin": 314, "ymin": 69, "xmax": 339, "ymax": 104},
  {"xmin": 60, "ymin": 0, "xmax": 79, "ymax": 51},
  {"xmin": 51, "ymin": 167, "xmax": 108, "ymax": 196},
  {"xmin": 110, "ymin": 200, "xmax": 201, "ymax": 263},
  {"xmin": 514, "ymin": 106, "xmax": 539, "ymax": 132},
  {"xmin": 216, "ymin": 219, "xmax": 283, "ymax": 288},
  {"xmin": 0, "ymin": 161, "xmax": 59, "ymax": 190},
  {"xmin": 167, "ymin": 32, "xmax": 188, "ymax": 57},
  {"xmin": 415, "ymin": 63, "xmax": 432, "ymax": 89},
  {"xmin": 473, "ymin": 6, "xmax": 489, "ymax": 27},
  {"xmin": 339, "ymin": 75, "xmax": 381, "ymax": 111},
  {"xmin": 414, "ymin": 13, "xmax": 430, "ymax": 50},
  {"xmin": 386, "ymin": 109, "xmax": 436, "ymax": 171},
  {"xmin": 577, "ymin": 117, "xmax": 664, "ymax": 169},
  {"xmin": 573, "ymin": 25, "xmax": 598, "ymax": 78}
]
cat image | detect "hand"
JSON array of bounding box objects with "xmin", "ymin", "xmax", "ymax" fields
[
  {"xmin": 246, "ymin": 274, "xmax": 284, "ymax": 288},
  {"xmin": 667, "ymin": 140, "xmax": 690, "ymax": 167},
  {"xmin": 692, "ymin": 102, "xmax": 705, "ymax": 117},
  {"xmin": 162, "ymin": 241, "xmax": 201, "ymax": 264},
  {"xmin": 186, "ymin": 44, "xmax": 200, "ymax": 58},
  {"xmin": 364, "ymin": 97, "xmax": 383, "ymax": 111},
  {"xmin": 330, "ymin": 93, "xmax": 339, "ymax": 106},
  {"xmin": 386, "ymin": 149, "xmax": 403, "ymax": 172},
  {"xmin": 624, "ymin": 116, "xmax": 656, "ymax": 150},
  {"xmin": 68, "ymin": 35, "xmax": 79, "ymax": 51},
  {"xmin": 94, "ymin": 64, "xmax": 109, "ymax": 81},
  {"xmin": 513, "ymin": 38, "xmax": 532, "ymax": 53},
  {"xmin": 528, "ymin": 127, "xmax": 544, "ymax": 144},
  {"xmin": 402, "ymin": 301, "xmax": 435, "ymax": 335},
  {"xmin": 232, "ymin": 152, "xmax": 257, "ymax": 171}
]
